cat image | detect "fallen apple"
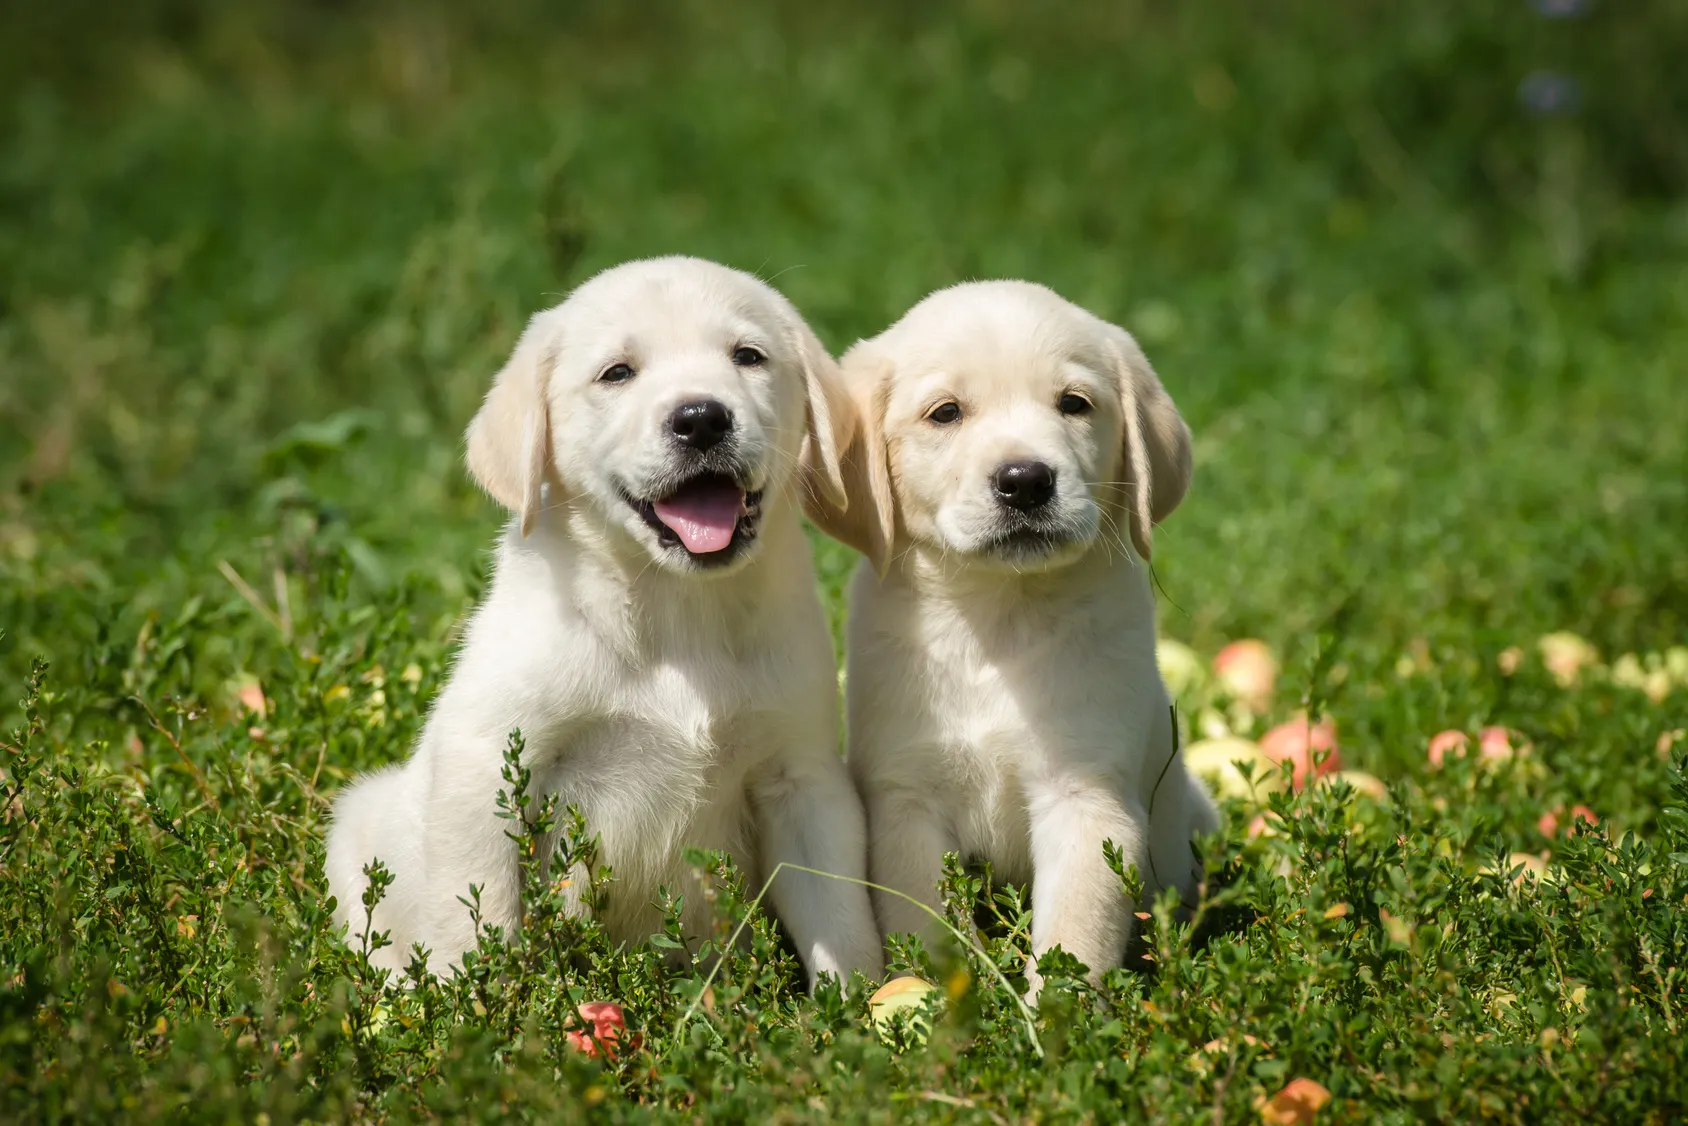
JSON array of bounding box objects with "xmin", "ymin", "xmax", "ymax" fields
[
  {"xmin": 1538, "ymin": 804, "xmax": 1598, "ymax": 838},
  {"xmin": 1314, "ymin": 769, "xmax": 1387, "ymax": 801},
  {"xmin": 1197, "ymin": 707, "xmax": 1232, "ymax": 740},
  {"xmin": 1260, "ymin": 714, "xmax": 1341, "ymax": 790},
  {"xmin": 1478, "ymin": 726, "xmax": 1516, "ymax": 762},
  {"xmin": 232, "ymin": 674, "xmax": 268, "ymax": 718},
  {"xmin": 566, "ymin": 1001, "xmax": 638, "ymax": 1059},
  {"xmin": 1183, "ymin": 736, "xmax": 1287, "ymax": 802},
  {"xmin": 1257, "ymin": 1077, "xmax": 1332, "ymax": 1125},
  {"xmin": 1538, "ymin": 632, "xmax": 1599, "ymax": 687},
  {"xmin": 1667, "ymin": 647, "xmax": 1688, "ymax": 686},
  {"xmin": 1213, "ymin": 639, "xmax": 1276, "ymax": 711},
  {"xmin": 1659, "ymin": 729, "xmax": 1686, "ymax": 759},
  {"xmin": 868, "ymin": 976, "xmax": 939, "ymax": 1041},
  {"xmin": 1426, "ymin": 729, "xmax": 1469, "ymax": 769},
  {"xmin": 1155, "ymin": 638, "xmax": 1206, "ymax": 698},
  {"xmin": 1478, "ymin": 852, "xmax": 1548, "ymax": 884},
  {"xmin": 1610, "ymin": 653, "xmax": 1670, "ymax": 701}
]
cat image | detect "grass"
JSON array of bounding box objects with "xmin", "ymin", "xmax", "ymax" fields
[{"xmin": 3, "ymin": 1, "xmax": 1688, "ymax": 1120}]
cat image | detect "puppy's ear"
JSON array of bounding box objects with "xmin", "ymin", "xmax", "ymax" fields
[
  {"xmin": 466, "ymin": 309, "xmax": 559, "ymax": 537},
  {"xmin": 791, "ymin": 320, "xmax": 851, "ymax": 515},
  {"xmin": 1102, "ymin": 324, "xmax": 1192, "ymax": 562},
  {"xmin": 803, "ymin": 342, "xmax": 897, "ymax": 576}
]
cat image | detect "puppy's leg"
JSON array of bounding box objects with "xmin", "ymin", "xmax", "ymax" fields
[
  {"xmin": 325, "ymin": 763, "xmax": 426, "ymax": 974},
  {"xmin": 1145, "ymin": 703, "xmax": 1220, "ymax": 909},
  {"xmin": 752, "ymin": 759, "xmax": 885, "ymax": 989},
  {"xmin": 863, "ymin": 789, "xmax": 956, "ymax": 958},
  {"xmin": 1025, "ymin": 778, "xmax": 1146, "ymax": 1003},
  {"xmin": 417, "ymin": 736, "xmax": 525, "ymax": 971}
]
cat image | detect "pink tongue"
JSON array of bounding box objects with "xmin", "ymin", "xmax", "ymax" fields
[{"xmin": 653, "ymin": 487, "xmax": 743, "ymax": 553}]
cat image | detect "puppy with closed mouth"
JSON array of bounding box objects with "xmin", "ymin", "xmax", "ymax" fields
[
  {"xmin": 326, "ymin": 256, "xmax": 883, "ymax": 989},
  {"xmin": 806, "ymin": 281, "xmax": 1218, "ymax": 1000}
]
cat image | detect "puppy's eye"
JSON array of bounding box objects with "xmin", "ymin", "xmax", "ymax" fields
[
  {"xmin": 1058, "ymin": 392, "xmax": 1092, "ymax": 416},
  {"xmin": 927, "ymin": 402, "xmax": 963, "ymax": 425},
  {"xmin": 599, "ymin": 363, "xmax": 636, "ymax": 385},
  {"xmin": 731, "ymin": 346, "xmax": 765, "ymax": 367}
]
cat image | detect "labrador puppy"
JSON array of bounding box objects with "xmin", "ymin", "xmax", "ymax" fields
[
  {"xmin": 326, "ymin": 256, "xmax": 883, "ymax": 990},
  {"xmin": 805, "ymin": 281, "xmax": 1218, "ymax": 1000}
]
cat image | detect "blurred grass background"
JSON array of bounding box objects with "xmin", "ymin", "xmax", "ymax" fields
[
  {"xmin": 2, "ymin": 0, "xmax": 1685, "ymax": 714},
  {"xmin": 4, "ymin": 6, "xmax": 1688, "ymax": 1120}
]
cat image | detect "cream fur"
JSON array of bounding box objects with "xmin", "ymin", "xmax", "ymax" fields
[
  {"xmin": 805, "ymin": 281, "xmax": 1217, "ymax": 1002},
  {"xmin": 325, "ymin": 256, "xmax": 882, "ymax": 990}
]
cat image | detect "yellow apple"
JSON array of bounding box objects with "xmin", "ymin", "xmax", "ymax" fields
[
  {"xmin": 1183, "ymin": 737, "xmax": 1286, "ymax": 803},
  {"xmin": 868, "ymin": 976, "xmax": 939, "ymax": 1041}
]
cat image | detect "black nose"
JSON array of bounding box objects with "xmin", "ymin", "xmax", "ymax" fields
[
  {"xmin": 992, "ymin": 460, "xmax": 1056, "ymax": 511},
  {"xmin": 669, "ymin": 399, "xmax": 734, "ymax": 450}
]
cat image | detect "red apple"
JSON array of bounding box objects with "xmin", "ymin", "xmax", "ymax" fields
[
  {"xmin": 1426, "ymin": 730, "xmax": 1468, "ymax": 769},
  {"xmin": 1478, "ymin": 726, "xmax": 1515, "ymax": 763},
  {"xmin": 1258, "ymin": 1077, "xmax": 1332, "ymax": 1125},
  {"xmin": 1213, "ymin": 640, "xmax": 1276, "ymax": 711},
  {"xmin": 1538, "ymin": 804, "xmax": 1598, "ymax": 838},
  {"xmin": 566, "ymin": 1001, "xmax": 637, "ymax": 1059},
  {"xmin": 1260, "ymin": 714, "xmax": 1340, "ymax": 790}
]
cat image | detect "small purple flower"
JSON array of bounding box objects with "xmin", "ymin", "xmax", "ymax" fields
[
  {"xmin": 1530, "ymin": 0, "xmax": 1590, "ymax": 17},
  {"xmin": 1519, "ymin": 71, "xmax": 1581, "ymax": 116}
]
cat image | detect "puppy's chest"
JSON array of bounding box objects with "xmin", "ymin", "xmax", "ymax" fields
[
  {"xmin": 556, "ymin": 658, "xmax": 789, "ymax": 818},
  {"xmin": 888, "ymin": 614, "xmax": 1148, "ymax": 872}
]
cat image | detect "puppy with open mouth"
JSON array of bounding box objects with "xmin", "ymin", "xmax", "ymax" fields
[
  {"xmin": 325, "ymin": 256, "xmax": 883, "ymax": 990},
  {"xmin": 806, "ymin": 281, "xmax": 1218, "ymax": 1001}
]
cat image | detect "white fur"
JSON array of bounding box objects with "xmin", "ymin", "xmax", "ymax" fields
[
  {"xmin": 325, "ymin": 256, "xmax": 882, "ymax": 990},
  {"xmin": 805, "ymin": 281, "xmax": 1218, "ymax": 1002}
]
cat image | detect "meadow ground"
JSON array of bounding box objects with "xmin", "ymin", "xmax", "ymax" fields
[{"xmin": 3, "ymin": 2, "xmax": 1687, "ymax": 1121}]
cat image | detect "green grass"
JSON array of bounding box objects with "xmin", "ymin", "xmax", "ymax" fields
[{"xmin": 4, "ymin": 1, "xmax": 1688, "ymax": 1121}]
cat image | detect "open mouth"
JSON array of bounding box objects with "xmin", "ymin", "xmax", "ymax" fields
[{"xmin": 625, "ymin": 473, "xmax": 763, "ymax": 564}]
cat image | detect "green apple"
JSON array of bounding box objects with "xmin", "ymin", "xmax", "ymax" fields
[
  {"xmin": 868, "ymin": 976, "xmax": 938, "ymax": 1042},
  {"xmin": 1183, "ymin": 737, "xmax": 1286, "ymax": 803}
]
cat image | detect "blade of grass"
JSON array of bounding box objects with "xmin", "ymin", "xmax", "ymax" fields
[{"xmin": 665, "ymin": 861, "xmax": 1043, "ymax": 1060}]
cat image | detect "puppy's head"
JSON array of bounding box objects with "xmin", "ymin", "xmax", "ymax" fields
[
  {"xmin": 466, "ymin": 256, "xmax": 848, "ymax": 575},
  {"xmin": 806, "ymin": 281, "xmax": 1190, "ymax": 575}
]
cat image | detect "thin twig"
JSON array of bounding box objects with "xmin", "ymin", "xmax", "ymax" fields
[
  {"xmin": 217, "ymin": 560, "xmax": 286, "ymax": 636},
  {"xmin": 131, "ymin": 696, "xmax": 218, "ymax": 810},
  {"xmin": 1210, "ymin": 1046, "xmax": 1238, "ymax": 1126},
  {"xmin": 272, "ymin": 565, "xmax": 294, "ymax": 643}
]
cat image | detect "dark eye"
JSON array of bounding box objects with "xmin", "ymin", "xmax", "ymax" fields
[
  {"xmin": 599, "ymin": 362, "xmax": 635, "ymax": 385},
  {"xmin": 1058, "ymin": 393, "xmax": 1092, "ymax": 416},
  {"xmin": 927, "ymin": 401, "xmax": 963, "ymax": 425},
  {"xmin": 731, "ymin": 346, "xmax": 765, "ymax": 367}
]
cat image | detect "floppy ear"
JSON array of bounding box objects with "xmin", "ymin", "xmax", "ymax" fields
[
  {"xmin": 465, "ymin": 309, "xmax": 559, "ymax": 537},
  {"xmin": 791, "ymin": 319, "xmax": 851, "ymax": 515},
  {"xmin": 801, "ymin": 342, "xmax": 897, "ymax": 576},
  {"xmin": 1101, "ymin": 323, "xmax": 1192, "ymax": 562}
]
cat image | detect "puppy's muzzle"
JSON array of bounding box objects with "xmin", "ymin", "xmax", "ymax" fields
[{"xmin": 622, "ymin": 404, "xmax": 764, "ymax": 565}]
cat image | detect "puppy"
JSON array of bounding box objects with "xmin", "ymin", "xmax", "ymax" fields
[
  {"xmin": 805, "ymin": 281, "xmax": 1218, "ymax": 999},
  {"xmin": 326, "ymin": 256, "xmax": 883, "ymax": 990}
]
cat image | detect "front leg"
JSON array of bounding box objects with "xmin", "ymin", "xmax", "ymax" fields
[
  {"xmin": 1025, "ymin": 777, "xmax": 1146, "ymax": 1003},
  {"xmin": 751, "ymin": 758, "xmax": 884, "ymax": 990},
  {"xmin": 418, "ymin": 731, "xmax": 528, "ymax": 971},
  {"xmin": 862, "ymin": 787, "xmax": 956, "ymax": 955}
]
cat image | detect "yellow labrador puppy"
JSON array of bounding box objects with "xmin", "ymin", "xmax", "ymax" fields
[
  {"xmin": 326, "ymin": 257, "xmax": 882, "ymax": 990},
  {"xmin": 807, "ymin": 281, "xmax": 1217, "ymax": 1000}
]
